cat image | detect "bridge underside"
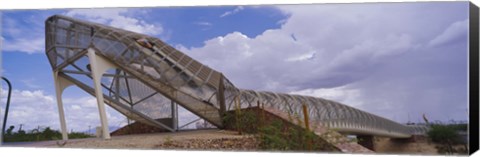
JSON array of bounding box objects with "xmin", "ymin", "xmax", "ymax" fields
[{"xmin": 45, "ymin": 15, "xmax": 428, "ymax": 142}]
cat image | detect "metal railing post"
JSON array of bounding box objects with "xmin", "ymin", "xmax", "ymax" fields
[{"xmin": 1, "ymin": 77, "xmax": 12, "ymax": 145}]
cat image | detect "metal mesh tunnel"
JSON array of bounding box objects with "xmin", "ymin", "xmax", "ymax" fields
[{"xmin": 45, "ymin": 15, "xmax": 427, "ymax": 140}]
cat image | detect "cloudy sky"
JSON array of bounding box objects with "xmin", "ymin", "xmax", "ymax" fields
[{"xmin": 0, "ymin": 2, "xmax": 470, "ymax": 132}]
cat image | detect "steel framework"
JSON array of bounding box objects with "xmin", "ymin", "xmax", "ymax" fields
[{"xmin": 45, "ymin": 15, "xmax": 428, "ymax": 140}]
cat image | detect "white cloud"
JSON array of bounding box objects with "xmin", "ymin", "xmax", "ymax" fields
[
  {"xmin": 3, "ymin": 38, "xmax": 44, "ymax": 54},
  {"xmin": 2, "ymin": 18, "xmax": 23, "ymax": 37},
  {"xmin": 286, "ymin": 51, "xmax": 317, "ymax": 62},
  {"xmin": 2, "ymin": 16, "xmax": 45, "ymax": 54},
  {"xmin": 290, "ymin": 86, "xmax": 364, "ymax": 108},
  {"xmin": 326, "ymin": 33, "xmax": 413, "ymax": 71},
  {"xmin": 194, "ymin": 21, "xmax": 213, "ymax": 31},
  {"xmin": 20, "ymin": 78, "xmax": 42, "ymax": 89},
  {"xmin": 3, "ymin": 8, "xmax": 163, "ymax": 54},
  {"xmin": 0, "ymin": 88, "xmax": 126, "ymax": 132},
  {"xmin": 195, "ymin": 21, "xmax": 212, "ymax": 26},
  {"xmin": 428, "ymin": 19, "xmax": 468, "ymax": 47},
  {"xmin": 0, "ymin": 68, "xmax": 5, "ymax": 76},
  {"xmin": 179, "ymin": 3, "xmax": 469, "ymax": 123},
  {"xmin": 220, "ymin": 6, "xmax": 244, "ymax": 18},
  {"xmin": 181, "ymin": 5, "xmax": 425, "ymax": 92},
  {"xmin": 0, "ymin": 36, "xmax": 3, "ymax": 48},
  {"xmin": 0, "ymin": 87, "xmax": 200, "ymax": 132},
  {"xmin": 1, "ymin": 89, "xmax": 58, "ymax": 130},
  {"xmin": 65, "ymin": 8, "xmax": 163, "ymax": 35},
  {"xmin": 71, "ymin": 105, "xmax": 81, "ymax": 110}
]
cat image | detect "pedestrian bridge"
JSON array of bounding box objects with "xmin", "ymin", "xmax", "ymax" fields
[{"xmin": 45, "ymin": 15, "xmax": 429, "ymax": 141}]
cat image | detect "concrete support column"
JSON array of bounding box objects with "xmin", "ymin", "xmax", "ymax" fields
[
  {"xmin": 171, "ymin": 100, "xmax": 178, "ymax": 131},
  {"xmin": 217, "ymin": 74, "xmax": 226, "ymax": 119},
  {"xmin": 87, "ymin": 48, "xmax": 117, "ymax": 140},
  {"xmin": 357, "ymin": 135, "xmax": 375, "ymax": 151},
  {"xmin": 53, "ymin": 72, "xmax": 74, "ymax": 141}
]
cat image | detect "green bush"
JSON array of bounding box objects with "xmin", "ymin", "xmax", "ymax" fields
[
  {"xmin": 427, "ymin": 124, "xmax": 463, "ymax": 154},
  {"xmin": 3, "ymin": 126, "xmax": 93, "ymax": 142},
  {"xmin": 258, "ymin": 120, "xmax": 289, "ymax": 150},
  {"xmin": 428, "ymin": 124, "xmax": 459, "ymax": 143},
  {"xmin": 224, "ymin": 108, "xmax": 337, "ymax": 152},
  {"xmin": 223, "ymin": 109, "xmax": 259, "ymax": 134},
  {"xmin": 68, "ymin": 132, "xmax": 93, "ymax": 139},
  {"xmin": 257, "ymin": 119, "xmax": 329, "ymax": 151}
]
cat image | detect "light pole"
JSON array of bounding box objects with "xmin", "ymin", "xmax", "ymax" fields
[{"xmin": 1, "ymin": 76, "xmax": 12, "ymax": 145}]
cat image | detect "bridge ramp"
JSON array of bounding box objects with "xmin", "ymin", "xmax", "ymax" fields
[{"xmin": 46, "ymin": 15, "xmax": 419, "ymax": 144}]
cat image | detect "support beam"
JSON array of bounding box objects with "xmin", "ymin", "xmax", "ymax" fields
[
  {"xmin": 53, "ymin": 72, "xmax": 74, "ymax": 141},
  {"xmin": 61, "ymin": 69, "xmax": 136, "ymax": 78},
  {"xmin": 87, "ymin": 48, "xmax": 118, "ymax": 140},
  {"xmin": 59, "ymin": 72, "xmax": 176, "ymax": 132}
]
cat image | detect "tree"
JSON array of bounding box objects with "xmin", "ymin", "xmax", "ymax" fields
[
  {"xmin": 3, "ymin": 126, "xmax": 91, "ymax": 142},
  {"xmin": 6, "ymin": 125, "xmax": 14, "ymax": 135},
  {"xmin": 427, "ymin": 124, "xmax": 460, "ymax": 154},
  {"xmin": 42, "ymin": 127, "xmax": 60, "ymax": 140}
]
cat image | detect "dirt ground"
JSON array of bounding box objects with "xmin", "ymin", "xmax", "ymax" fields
[
  {"xmin": 8, "ymin": 129, "xmax": 466, "ymax": 155},
  {"xmin": 45, "ymin": 129, "xmax": 254, "ymax": 150},
  {"xmin": 374, "ymin": 137, "xmax": 439, "ymax": 155}
]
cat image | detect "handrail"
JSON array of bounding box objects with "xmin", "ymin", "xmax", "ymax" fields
[{"xmin": 1, "ymin": 76, "xmax": 12, "ymax": 144}]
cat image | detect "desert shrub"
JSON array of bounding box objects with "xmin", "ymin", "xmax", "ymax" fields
[
  {"xmin": 223, "ymin": 109, "xmax": 259, "ymax": 134},
  {"xmin": 224, "ymin": 108, "xmax": 338, "ymax": 152},
  {"xmin": 427, "ymin": 124, "xmax": 462, "ymax": 154},
  {"xmin": 3, "ymin": 126, "xmax": 93, "ymax": 142},
  {"xmin": 258, "ymin": 120, "xmax": 289, "ymax": 150}
]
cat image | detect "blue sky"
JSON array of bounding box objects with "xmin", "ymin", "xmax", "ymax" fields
[{"xmin": 0, "ymin": 2, "xmax": 470, "ymax": 132}]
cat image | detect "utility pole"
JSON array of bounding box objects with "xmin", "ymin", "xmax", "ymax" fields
[{"xmin": 408, "ymin": 113, "xmax": 411, "ymax": 123}]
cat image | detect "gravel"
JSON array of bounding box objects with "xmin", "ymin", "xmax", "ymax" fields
[{"xmin": 47, "ymin": 129, "xmax": 256, "ymax": 150}]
